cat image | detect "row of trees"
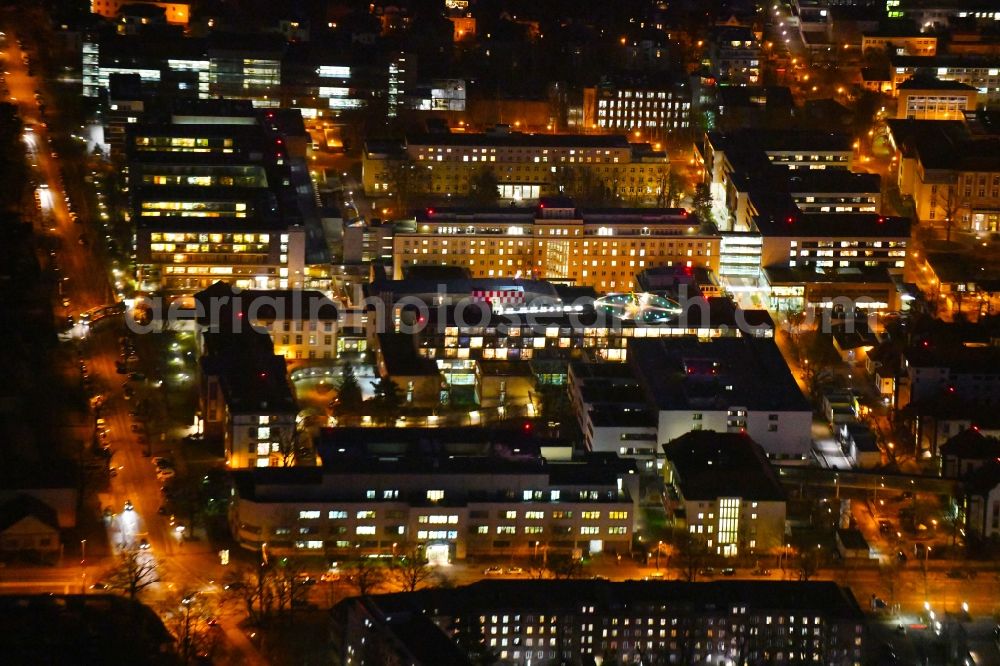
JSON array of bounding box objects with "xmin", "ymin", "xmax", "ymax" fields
[
  {"xmin": 382, "ymin": 157, "xmax": 690, "ymax": 211},
  {"xmin": 328, "ymin": 364, "xmax": 405, "ymax": 425}
]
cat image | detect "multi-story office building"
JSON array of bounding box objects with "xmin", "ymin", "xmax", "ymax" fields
[
  {"xmin": 389, "ymin": 198, "xmax": 720, "ymax": 291},
  {"xmin": 127, "ymin": 102, "xmax": 315, "ymax": 295},
  {"xmin": 756, "ymin": 213, "xmax": 910, "ymax": 273},
  {"xmin": 890, "ymin": 118, "xmax": 1000, "ymax": 232},
  {"xmin": 888, "ymin": 54, "xmax": 1000, "ymax": 105},
  {"xmin": 230, "ymin": 428, "xmax": 638, "ymax": 560},
  {"xmin": 581, "ymin": 79, "xmax": 692, "ymax": 137},
  {"xmin": 362, "ymin": 128, "xmax": 670, "ymax": 203},
  {"xmin": 336, "ymin": 580, "xmax": 866, "ymax": 666},
  {"xmin": 194, "ymin": 282, "xmax": 339, "ymax": 363},
  {"xmin": 199, "ymin": 329, "xmax": 298, "ymax": 469},
  {"xmin": 82, "ymin": 30, "xmax": 286, "ymax": 104},
  {"xmin": 896, "ymin": 76, "xmax": 978, "ymax": 119},
  {"xmin": 662, "ymin": 431, "xmax": 787, "ymax": 558}
]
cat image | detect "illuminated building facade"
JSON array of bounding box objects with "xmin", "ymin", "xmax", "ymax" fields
[
  {"xmin": 888, "ymin": 119, "xmax": 1000, "ymax": 232},
  {"xmin": 199, "ymin": 329, "xmax": 298, "ymax": 469},
  {"xmin": 582, "ymin": 80, "xmax": 691, "ymax": 137},
  {"xmin": 82, "ymin": 32, "xmax": 286, "ymax": 106},
  {"xmin": 337, "ymin": 580, "xmax": 866, "ymax": 666},
  {"xmin": 896, "ymin": 77, "xmax": 978, "ymax": 120},
  {"xmin": 389, "ymin": 199, "xmax": 719, "ymax": 292},
  {"xmin": 230, "ymin": 429, "xmax": 638, "ymax": 560},
  {"xmin": 662, "ymin": 431, "xmax": 787, "ymax": 558},
  {"xmin": 889, "ymin": 54, "xmax": 1000, "ymax": 105},
  {"xmin": 363, "ymin": 129, "xmax": 670, "ymax": 203},
  {"xmin": 128, "ymin": 104, "xmax": 313, "ymax": 295},
  {"xmin": 90, "ymin": 0, "xmax": 189, "ymax": 24}
]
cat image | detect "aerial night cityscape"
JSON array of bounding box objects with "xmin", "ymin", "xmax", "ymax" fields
[{"xmin": 1, "ymin": 0, "xmax": 1000, "ymax": 664}]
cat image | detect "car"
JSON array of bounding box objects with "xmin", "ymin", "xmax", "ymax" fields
[
  {"xmin": 152, "ymin": 457, "xmax": 173, "ymax": 469},
  {"xmin": 751, "ymin": 568, "xmax": 771, "ymax": 576},
  {"xmin": 483, "ymin": 566, "xmax": 505, "ymax": 576},
  {"xmin": 320, "ymin": 568, "xmax": 341, "ymax": 582},
  {"xmin": 506, "ymin": 566, "xmax": 525, "ymax": 576},
  {"xmin": 89, "ymin": 582, "xmax": 109, "ymax": 590},
  {"xmin": 129, "ymin": 372, "xmax": 146, "ymax": 381},
  {"xmin": 295, "ymin": 573, "xmax": 317, "ymax": 586},
  {"xmin": 721, "ymin": 567, "xmax": 736, "ymax": 576},
  {"xmin": 644, "ymin": 572, "xmax": 665, "ymax": 580},
  {"xmin": 138, "ymin": 538, "xmax": 150, "ymax": 550},
  {"xmin": 878, "ymin": 520, "xmax": 893, "ymax": 534},
  {"xmin": 697, "ymin": 567, "xmax": 716, "ymax": 577},
  {"xmin": 223, "ymin": 581, "xmax": 246, "ymax": 591},
  {"xmin": 123, "ymin": 499, "xmax": 133, "ymax": 511},
  {"xmin": 156, "ymin": 468, "xmax": 176, "ymax": 480}
]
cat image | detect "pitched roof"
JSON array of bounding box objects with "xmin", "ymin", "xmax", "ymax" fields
[
  {"xmin": 0, "ymin": 494, "xmax": 59, "ymax": 533},
  {"xmin": 940, "ymin": 428, "xmax": 1000, "ymax": 460}
]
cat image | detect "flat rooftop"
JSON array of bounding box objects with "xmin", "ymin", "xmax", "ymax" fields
[
  {"xmin": 663, "ymin": 431, "xmax": 786, "ymax": 501},
  {"xmin": 628, "ymin": 336, "xmax": 810, "ymax": 413}
]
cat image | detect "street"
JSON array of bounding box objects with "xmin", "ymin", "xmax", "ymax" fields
[{"xmin": 1, "ymin": 26, "xmax": 268, "ymax": 666}]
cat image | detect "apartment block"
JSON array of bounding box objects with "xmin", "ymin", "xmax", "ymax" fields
[
  {"xmin": 198, "ymin": 329, "xmax": 298, "ymax": 469},
  {"xmin": 336, "ymin": 580, "xmax": 866, "ymax": 666}
]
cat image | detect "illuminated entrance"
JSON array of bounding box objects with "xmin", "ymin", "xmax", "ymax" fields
[{"xmin": 426, "ymin": 543, "xmax": 450, "ymax": 566}]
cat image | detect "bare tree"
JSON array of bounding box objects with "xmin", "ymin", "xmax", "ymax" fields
[
  {"xmin": 673, "ymin": 531, "xmax": 709, "ymax": 582},
  {"xmin": 939, "ymin": 183, "xmax": 961, "ymax": 242},
  {"xmin": 795, "ymin": 544, "xmax": 823, "ymax": 581},
  {"xmin": 160, "ymin": 592, "xmax": 221, "ymax": 665},
  {"xmin": 878, "ymin": 560, "xmax": 902, "ymax": 611},
  {"xmin": 105, "ymin": 547, "xmax": 159, "ymax": 601},
  {"xmin": 343, "ymin": 557, "xmax": 387, "ymax": 596},
  {"xmin": 391, "ymin": 545, "xmax": 436, "ymax": 592},
  {"xmin": 545, "ymin": 553, "xmax": 584, "ymax": 580},
  {"xmin": 275, "ymin": 425, "xmax": 297, "ymax": 467}
]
